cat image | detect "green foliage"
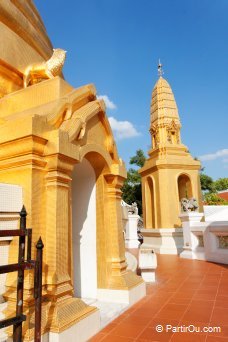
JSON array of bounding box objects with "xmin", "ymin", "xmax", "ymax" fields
[
  {"xmin": 213, "ymin": 178, "xmax": 228, "ymax": 191},
  {"xmin": 126, "ymin": 168, "xmax": 141, "ymax": 185},
  {"xmin": 122, "ymin": 149, "xmax": 146, "ymax": 215},
  {"xmin": 200, "ymin": 172, "xmax": 228, "ymax": 205},
  {"xmin": 200, "ymin": 173, "xmax": 215, "ymax": 192},
  {"xmin": 122, "ymin": 182, "xmax": 142, "ymax": 214},
  {"xmin": 204, "ymin": 193, "xmax": 228, "ymax": 205},
  {"xmin": 129, "ymin": 149, "xmax": 146, "ymax": 168}
]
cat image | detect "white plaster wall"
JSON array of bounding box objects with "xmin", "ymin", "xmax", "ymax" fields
[
  {"xmin": 0, "ymin": 184, "xmax": 23, "ymax": 298},
  {"xmin": 180, "ymin": 213, "xmax": 228, "ymax": 264},
  {"xmin": 0, "ymin": 183, "xmax": 22, "ymax": 212},
  {"xmin": 72, "ymin": 158, "xmax": 97, "ymax": 299},
  {"xmin": 0, "ymin": 183, "xmax": 23, "ymax": 341},
  {"xmin": 49, "ymin": 310, "xmax": 100, "ymax": 342},
  {"xmin": 141, "ymin": 228, "xmax": 184, "ymax": 254},
  {"xmin": 0, "ymin": 242, "xmax": 10, "ymax": 300},
  {"xmin": 204, "ymin": 205, "xmax": 228, "ymax": 221},
  {"xmin": 125, "ymin": 214, "xmax": 140, "ymax": 248}
]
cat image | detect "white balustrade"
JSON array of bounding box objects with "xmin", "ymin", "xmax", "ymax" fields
[{"xmin": 179, "ymin": 211, "xmax": 228, "ymax": 264}]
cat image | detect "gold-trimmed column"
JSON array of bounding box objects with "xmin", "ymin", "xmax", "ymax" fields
[
  {"xmin": 104, "ymin": 174, "xmax": 143, "ymax": 290},
  {"xmin": 44, "ymin": 167, "xmax": 73, "ymax": 297},
  {"xmin": 40, "ymin": 154, "xmax": 98, "ymax": 335}
]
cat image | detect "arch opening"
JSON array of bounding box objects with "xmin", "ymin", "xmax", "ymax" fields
[
  {"xmin": 146, "ymin": 177, "xmax": 155, "ymax": 228},
  {"xmin": 71, "ymin": 158, "xmax": 97, "ymax": 299},
  {"xmin": 178, "ymin": 174, "xmax": 193, "ymax": 201}
]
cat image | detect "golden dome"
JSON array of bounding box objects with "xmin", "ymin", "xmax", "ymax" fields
[
  {"xmin": 0, "ymin": 0, "xmax": 53, "ymax": 97},
  {"xmin": 150, "ymin": 76, "xmax": 180, "ymax": 124}
]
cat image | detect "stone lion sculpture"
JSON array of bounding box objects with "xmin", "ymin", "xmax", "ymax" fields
[
  {"xmin": 23, "ymin": 48, "xmax": 67, "ymax": 87},
  {"xmin": 180, "ymin": 198, "xmax": 189, "ymax": 212},
  {"xmin": 180, "ymin": 197, "xmax": 199, "ymax": 212},
  {"xmin": 121, "ymin": 200, "xmax": 138, "ymax": 215},
  {"xmin": 188, "ymin": 197, "xmax": 199, "ymax": 211},
  {"xmin": 129, "ymin": 202, "xmax": 139, "ymax": 215}
]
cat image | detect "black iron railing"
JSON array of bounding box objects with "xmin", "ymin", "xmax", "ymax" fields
[{"xmin": 0, "ymin": 206, "xmax": 43, "ymax": 342}]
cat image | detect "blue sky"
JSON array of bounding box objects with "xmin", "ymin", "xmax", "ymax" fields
[{"xmin": 35, "ymin": 0, "xmax": 228, "ymax": 180}]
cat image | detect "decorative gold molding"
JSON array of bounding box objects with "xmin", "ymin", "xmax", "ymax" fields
[
  {"xmin": 61, "ymin": 100, "xmax": 105, "ymax": 142},
  {"xmin": 0, "ymin": 59, "xmax": 23, "ymax": 85},
  {"xmin": 0, "ymin": 135, "xmax": 47, "ymax": 160},
  {"xmin": 0, "ymin": 59, "xmax": 23, "ymax": 97},
  {"xmin": 46, "ymin": 84, "xmax": 96, "ymax": 128}
]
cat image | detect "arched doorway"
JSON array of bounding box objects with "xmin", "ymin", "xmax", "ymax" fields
[
  {"xmin": 71, "ymin": 158, "xmax": 97, "ymax": 299},
  {"xmin": 146, "ymin": 177, "xmax": 155, "ymax": 228},
  {"xmin": 177, "ymin": 174, "xmax": 193, "ymax": 201}
]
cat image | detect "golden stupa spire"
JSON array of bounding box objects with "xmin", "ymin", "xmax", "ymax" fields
[{"xmin": 150, "ymin": 62, "xmax": 182, "ymax": 149}]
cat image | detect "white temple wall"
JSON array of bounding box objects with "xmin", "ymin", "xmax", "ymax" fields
[
  {"xmin": 71, "ymin": 158, "xmax": 97, "ymax": 299},
  {"xmin": 0, "ymin": 183, "xmax": 22, "ymax": 341},
  {"xmin": 0, "ymin": 183, "xmax": 23, "ymax": 298},
  {"xmin": 180, "ymin": 212, "xmax": 228, "ymax": 264}
]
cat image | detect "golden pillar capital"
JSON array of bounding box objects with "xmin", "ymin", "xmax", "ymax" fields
[
  {"xmin": 45, "ymin": 170, "xmax": 72, "ymax": 188},
  {"xmin": 45, "ymin": 154, "xmax": 77, "ymax": 175},
  {"xmin": 104, "ymin": 174, "xmax": 124, "ymax": 199}
]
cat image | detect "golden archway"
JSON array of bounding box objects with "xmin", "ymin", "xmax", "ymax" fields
[{"xmin": 177, "ymin": 174, "xmax": 193, "ymax": 201}]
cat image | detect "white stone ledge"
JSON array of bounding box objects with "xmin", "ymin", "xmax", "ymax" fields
[
  {"xmin": 97, "ymin": 282, "xmax": 146, "ymax": 305},
  {"xmin": 141, "ymin": 228, "xmax": 184, "ymax": 254}
]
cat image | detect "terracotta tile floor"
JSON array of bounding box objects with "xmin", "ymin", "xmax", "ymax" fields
[{"xmin": 90, "ymin": 255, "xmax": 228, "ymax": 342}]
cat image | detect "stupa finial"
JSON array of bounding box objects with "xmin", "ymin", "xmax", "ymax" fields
[{"xmin": 158, "ymin": 59, "xmax": 164, "ymax": 77}]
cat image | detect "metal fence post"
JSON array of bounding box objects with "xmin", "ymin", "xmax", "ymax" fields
[
  {"xmin": 34, "ymin": 237, "xmax": 44, "ymax": 342},
  {"xmin": 13, "ymin": 206, "xmax": 27, "ymax": 342},
  {"xmin": 0, "ymin": 206, "xmax": 43, "ymax": 341}
]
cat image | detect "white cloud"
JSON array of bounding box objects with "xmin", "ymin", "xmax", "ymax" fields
[
  {"xmin": 97, "ymin": 95, "xmax": 117, "ymax": 110},
  {"xmin": 108, "ymin": 117, "xmax": 141, "ymax": 140},
  {"xmin": 198, "ymin": 149, "xmax": 228, "ymax": 161}
]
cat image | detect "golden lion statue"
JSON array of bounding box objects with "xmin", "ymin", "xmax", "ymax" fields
[{"xmin": 23, "ymin": 48, "xmax": 66, "ymax": 87}]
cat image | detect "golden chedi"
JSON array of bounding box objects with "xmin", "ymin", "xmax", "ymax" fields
[
  {"xmin": 0, "ymin": 1, "xmax": 145, "ymax": 341},
  {"xmin": 0, "ymin": 0, "xmax": 53, "ymax": 97},
  {"xmin": 139, "ymin": 62, "xmax": 202, "ymax": 254}
]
